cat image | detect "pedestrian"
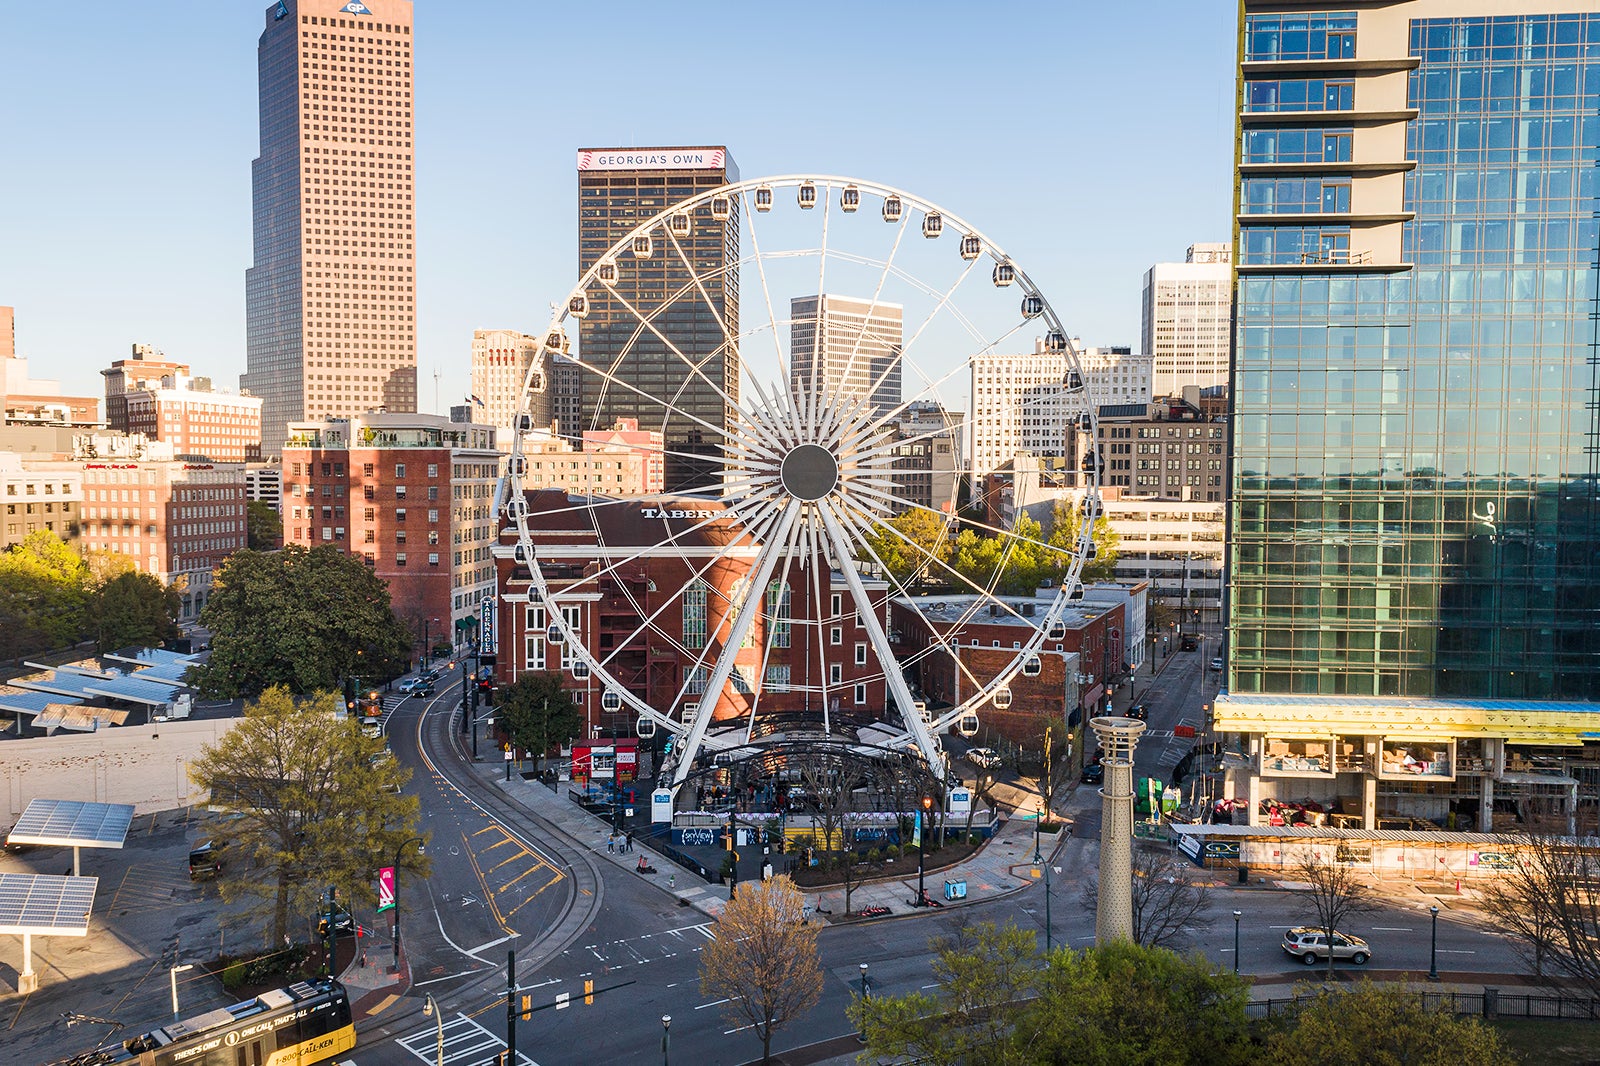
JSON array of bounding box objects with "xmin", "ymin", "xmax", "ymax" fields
[
  {"xmin": 625, "ymin": 831, "xmax": 633, "ymax": 853},
  {"xmin": 606, "ymin": 833, "xmax": 615, "ymax": 854}
]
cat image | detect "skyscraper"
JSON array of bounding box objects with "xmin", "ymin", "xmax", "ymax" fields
[
  {"xmin": 243, "ymin": 0, "xmax": 416, "ymax": 456},
  {"xmin": 470, "ymin": 328, "xmax": 549, "ymax": 452},
  {"xmin": 1221, "ymin": 2, "xmax": 1600, "ymax": 833},
  {"xmin": 575, "ymin": 147, "xmax": 737, "ymax": 492},
  {"xmin": 789, "ymin": 294, "xmax": 903, "ymax": 422},
  {"xmin": 1140, "ymin": 243, "xmax": 1232, "ymax": 397}
]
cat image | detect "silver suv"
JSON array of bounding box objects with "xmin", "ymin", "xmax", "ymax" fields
[{"xmin": 1282, "ymin": 927, "xmax": 1370, "ymax": 966}]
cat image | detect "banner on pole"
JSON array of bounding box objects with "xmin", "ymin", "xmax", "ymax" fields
[{"xmin": 377, "ymin": 866, "xmax": 395, "ymax": 913}]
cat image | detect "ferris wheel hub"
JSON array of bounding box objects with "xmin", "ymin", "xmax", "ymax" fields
[{"xmin": 779, "ymin": 443, "xmax": 840, "ymax": 501}]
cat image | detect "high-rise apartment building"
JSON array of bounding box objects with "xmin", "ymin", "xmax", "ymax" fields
[
  {"xmin": 576, "ymin": 147, "xmax": 738, "ymax": 491},
  {"xmin": 1140, "ymin": 243, "xmax": 1232, "ymax": 397},
  {"xmin": 470, "ymin": 329, "xmax": 549, "ymax": 452},
  {"xmin": 789, "ymin": 295, "xmax": 903, "ymax": 422},
  {"xmin": 969, "ymin": 341, "xmax": 1072, "ymax": 480},
  {"xmin": 281, "ymin": 410, "xmax": 498, "ymax": 630},
  {"xmin": 243, "ymin": 0, "xmax": 416, "ymax": 456},
  {"xmin": 1219, "ymin": 2, "xmax": 1600, "ymax": 834},
  {"xmin": 1075, "ymin": 342, "xmax": 1154, "ymax": 406}
]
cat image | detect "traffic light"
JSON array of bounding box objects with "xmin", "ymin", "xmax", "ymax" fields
[{"xmin": 521, "ymin": 994, "xmax": 531, "ymax": 1021}]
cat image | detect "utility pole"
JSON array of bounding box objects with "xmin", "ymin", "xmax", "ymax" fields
[{"xmin": 506, "ymin": 949, "xmax": 517, "ymax": 1066}]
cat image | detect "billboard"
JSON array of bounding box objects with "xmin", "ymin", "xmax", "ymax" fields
[{"xmin": 576, "ymin": 148, "xmax": 727, "ymax": 172}]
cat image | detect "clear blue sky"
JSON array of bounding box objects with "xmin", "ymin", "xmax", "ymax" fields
[{"xmin": 0, "ymin": 1, "xmax": 1236, "ymax": 412}]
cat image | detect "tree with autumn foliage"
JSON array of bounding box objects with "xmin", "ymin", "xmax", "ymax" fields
[{"xmin": 699, "ymin": 875, "xmax": 822, "ymax": 1064}]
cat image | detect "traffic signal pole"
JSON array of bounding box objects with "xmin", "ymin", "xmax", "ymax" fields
[{"xmin": 506, "ymin": 949, "xmax": 516, "ymax": 1066}]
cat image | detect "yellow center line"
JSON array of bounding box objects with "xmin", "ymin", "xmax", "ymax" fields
[{"xmin": 460, "ymin": 831, "xmax": 513, "ymax": 936}]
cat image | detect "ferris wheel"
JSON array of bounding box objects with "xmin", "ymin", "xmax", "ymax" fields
[{"xmin": 504, "ymin": 175, "xmax": 1100, "ymax": 792}]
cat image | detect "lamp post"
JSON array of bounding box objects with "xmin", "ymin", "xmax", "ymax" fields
[
  {"xmin": 1428, "ymin": 905, "xmax": 1440, "ymax": 981},
  {"xmin": 857, "ymin": 962, "xmax": 870, "ymax": 1044},
  {"xmin": 1232, "ymin": 910, "xmax": 1241, "ymax": 974},
  {"xmin": 661, "ymin": 1014, "xmax": 671, "ymax": 1066},
  {"xmin": 916, "ymin": 795, "xmax": 932, "ymax": 905},
  {"xmin": 422, "ymin": 617, "xmax": 431, "ymax": 671},
  {"xmin": 392, "ymin": 836, "xmax": 425, "ymax": 972},
  {"xmin": 169, "ymin": 963, "xmax": 194, "ymax": 1020},
  {"xmin": 422, "ymin": 994, "xmax": 444, "ymax": 1066}
]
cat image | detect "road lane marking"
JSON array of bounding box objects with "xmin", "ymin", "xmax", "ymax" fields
[
  {"xmin": 461, "ymin": 831, "xmax": 515, "ymax": 936},
  {"xmin": 697, "ymin": 997, "xmax": 730, "ymax": 1010}
]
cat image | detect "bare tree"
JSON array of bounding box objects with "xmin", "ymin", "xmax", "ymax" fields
[
  {"xmin": 1479, "ymin": 832, "xmax": 1600, "ymax": 988},
  {"xmin": 1081, "ymin": 847, "xmax": 1213, "ymax": 950},
  {"xmin": 700, "ymin": 876, "xmax": 823, "ymax": 1064},
  {"xmin": 1294, "ymin": 852, "xmax": 1376, "ymax": 979},
  {"xmin": 797, "ymin": 753, "xmax": 873, "ymax": 913}
]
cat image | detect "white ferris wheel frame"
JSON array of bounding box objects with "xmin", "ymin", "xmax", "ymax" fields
[{"xmin": 501, "ymin": 174, "xmax": 1103, "ymax": 791}]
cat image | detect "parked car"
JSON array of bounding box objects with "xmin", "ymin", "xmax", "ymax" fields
[
  {"xmin": 1124, "ymin": 704, "xmax": 1148, "ymax": 720},
  {"xmin": 2, "ymin": 825, "xmax": 34, "ymax": 854},
  {"xmin": 188, "ymin": 841, "xmax": 224, "ymax": 881},
  {"xmin": 1209, "ymin": 656, "xmax": 1224, "ymax": 671},
  {"xmin": 360, "ymin": 719, "xmax": 383, "ymax": 739},
  {"xmin": 965, "ymin": 747, "xmax": 1002, "ymax": 770},
  {"xmin": 1282, "ymin": 927, "xmax": 1370, "ymax": 966},
  {"xmin": 1180, "ymin": 635, "xmax": 1198, "ymax": 652},
  {"xmin": 1080, "ymin": 763, "xmax": 1104, "ymax": 785}
]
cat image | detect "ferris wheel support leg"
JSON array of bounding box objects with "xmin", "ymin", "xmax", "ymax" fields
[
  {"xmin": 669, "ymin": 501, "xmax": 803, "ymax": 791},
  {"xmin": 816, "ymin": 505, "xmax": 946, "ymax": 775}
]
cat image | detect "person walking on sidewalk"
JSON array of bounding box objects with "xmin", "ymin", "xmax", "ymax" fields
[
  {"xmin": 624, "ymin": 831, "xmax": 633, "ymax": 853},
  {"xmin": 606, "ymin": 833, "xmax": 615, "ymax": 854}
]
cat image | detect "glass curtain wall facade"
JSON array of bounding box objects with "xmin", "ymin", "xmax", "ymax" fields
[
  {"xmin": 576, "ymin": 150, "xmax": 739, "ymax": 493},
  {"xmin": 1231, "ymin": 6, "xmax": 1600, "ymax": 702}
]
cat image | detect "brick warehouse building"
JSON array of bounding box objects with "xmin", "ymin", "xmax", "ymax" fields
[
  {"xmin": 891, "ymin": 592, "xmax": 1127, "ymax": 749},
  {"xmin": 281, "ymin": 411, "xmax": 498, "ymax": 641},
  {"xmin": 491, "ymin": 491, "xmax": 892, "ymax": 741}
]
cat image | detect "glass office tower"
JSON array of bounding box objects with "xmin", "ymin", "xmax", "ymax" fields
[{"xmin": 1222, "ymin": 3, "xmax": 1600, "ymax": 832}]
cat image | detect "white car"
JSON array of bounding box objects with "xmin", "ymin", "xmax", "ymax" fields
[
  {"xmin": 396, "ymin": 677, "xmax": 423, "ymax": 693},
  {"xmin": 966, "ymin": 747, "xmax": 1001, "ymax": 770}
]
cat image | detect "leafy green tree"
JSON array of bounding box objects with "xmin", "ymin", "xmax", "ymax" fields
[
  {"xmin": 851, "ymin": 922, "xmax": 1252, "ymax": 1066},
  {"xmin": 92, "ymin": 570, "xmax": 180, "ymax": 653},
  {"xmin": 191, "ymin": 545, "xmax": 410, "ymax": 698},
  {"xmin": 188, "ymin": 686, "xmax": 426, "ymax": 945},
  {"xmin": 0, "ymin": 530, "xmax": 90, "ymax": 658},
  {"xmin": 246, "ymin": 500, "xmax": 284, "ymax": 551},
  {"xmin": 496, "ymin": 672, "xmax": 583, "ymax": 766},
  {"xmin": 1264, "ymin": 981, "xmax": 1507, "ymax": 1066},
  {"xmin": 950, "ymin": 515, "xmax": 1052, "ymax": 596},
  {"xmin": 859, "ymin": 509, "xmax": 954, "ymax": 587},
  {"xmin": 1048, "ymin": 499, "xmax": 1121, "ymax": 583}
]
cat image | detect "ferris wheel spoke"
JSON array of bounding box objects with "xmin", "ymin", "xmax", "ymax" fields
[
  {"xmin": 740, "ymin": 190, "xmax": 803, "ymax": 437},
  {"xmin": 670, "ymin": 500, "xmax": 803, "ymax": 788},
  {"xmin": 799, "ymin": 508, "xmax": 836, "ymax": 733},
  {"xmin": 829, "ymin": 498, "xmax": 997, "ymax": 707},
  {"xmin": 743, "ymin": 519, "xmax": 805, "ymax": 743},
  {"xmin": 814, "ymin": 500, "xmax": 943, "ymax": 771},
  {"xmin": 595, "ymin": 284, "xmax": 788, "ymax": 462}
]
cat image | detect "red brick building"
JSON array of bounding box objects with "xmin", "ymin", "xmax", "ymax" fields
[
  {"xmin": 891, "ymin": 593, "xmax": 1126, "ymax": 747},
  {"xmin": 492, "ymin": 491, "xmax": 891, "ymax": 740},
  {"xmin": 281, "ymin": 412, "xmax": 499, "ymax": 645}
]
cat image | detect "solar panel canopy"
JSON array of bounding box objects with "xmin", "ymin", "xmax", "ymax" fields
[
  {"xmin": 8, "ymin": 799, "xmax": 135, "ymax": 849},
  {"xmin": 0, "ymin": 874, "xmax": 97, "ymax": 936}
]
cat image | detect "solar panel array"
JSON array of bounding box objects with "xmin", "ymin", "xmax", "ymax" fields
[
  {"xmin": 9, "ymin": 799, "xmax": 135, "ymax": 848},
  {"xmin": 0, "ymin": 874, "xmax": 97, "ymax": 935},
  {"xmin": 86, "ymin": 675, "xmax": 184, "ymax": 706}
]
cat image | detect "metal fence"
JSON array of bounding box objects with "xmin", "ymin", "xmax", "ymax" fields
[{"xmin": 1248, "ymin": 987, "xmax": 1600, "ymax": 1022}]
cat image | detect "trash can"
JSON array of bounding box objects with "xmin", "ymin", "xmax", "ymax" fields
[
  {"xmin": 944, "ymin": 879, "xmax": 967, "ymax": 901},
  {"xmin": 1237, "ymin": 865, "xmax": 1249, "ymax": 885}
]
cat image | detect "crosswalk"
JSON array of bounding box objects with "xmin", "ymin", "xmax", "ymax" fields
[
  {"xmin": 398, "ymin": 1012, "xmax": 538, "ymax": 1066},
  {"xmin": 560, "ymin": 920, "xmax": 717, "ymax": 970}
]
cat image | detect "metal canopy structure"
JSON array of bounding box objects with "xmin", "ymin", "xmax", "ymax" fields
[
  {"xmin": 105, "ymin": 647, "xmax": 200, "ymax": 669},
  {"xmin": 84, "ymin": 675, "xmax": 184, "ymax": 707},
  {"xmin": 11, "ymin": 672, "xmax": 104, "ymax": 701},
  {"xmin": 121, "ymin": 661, "xmax": 193, "ymax": 686},
  {"xmin": 0, "ymin": 873, "xmax": 98, "ymax": 993},
  {"xmin": 7, "ymin": 799, "xmax": 135, "ymax": 876},
  {"xmin": 0, "ymin": 688, "xmax": 82, "ymax": 734}
]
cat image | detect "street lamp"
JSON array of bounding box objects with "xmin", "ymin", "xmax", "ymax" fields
[
  {"xmin": 1232, "ymin": 910, "xmax": 1241, "ymax": 974},
  {"xmin": 1033, "ymin": 800, "xmax": 1044, "ymax": 863},
  {"xmin": 392, "ymin": 836, "xmax": 425, "ymax": 972},
  {"xmin": 422, "ymin": 994, "xmax": 444, "ymax": 1066},
  {"xmin": 1428, "ymin": 905, "xmax": 1440, "ymax": 982},
  {"xmin": 916, "ymin": 795, "xmax": 932, "ymax": 906},
  {"xmin": 170, "ymin": 962, "xmax": 194, "ymax": 1020},
  {"xmin": 661, "ymin": 1014, "xmax": 671, "ymax": 1066},
  {"xmin": 858, "ymin": 962, "xmax": 870, "ymax": 1044}
]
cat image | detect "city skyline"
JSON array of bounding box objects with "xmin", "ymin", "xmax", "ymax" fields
[{"xmin": 0, "ymin": 3, "xmax": 1234, "ymax": 414}]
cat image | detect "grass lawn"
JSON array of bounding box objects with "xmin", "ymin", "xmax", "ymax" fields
[{"xmin": 1492, "ymin": 1018, "xmax": 1600, "ymax": 1064}]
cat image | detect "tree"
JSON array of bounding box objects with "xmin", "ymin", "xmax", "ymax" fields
[
  {"xmin": 1480, "ymin": 832, "xmax": 1600, "ymax": 987},
  {"xmin": 1082, "ymin": 847, "xmax": 1212, "ymax": 950},
  {"xmin": 187, "ymin": 686, "xmax": 426, "ymax": 945},
  {"xmin": 699, "ymin": 875, "xmax": 822, "ymax": 1064},
  {"xmin": 246, "ymin": 500, "xmax": 283, "ymax": 551},
  {"xmin": 0, "ymin": 530, "xmax": 90, "ymax": 658},
  {"xmin": 859, "ymin": 509, "xmax": 954, "ymax": 587},
  {"xmin": 191, "ymin": 545, "xmax": 410, "ymax": 698},
  {"xmin": 92, "ymin": 570, "xmax": 180, "ymax": 653},
  {"xmin": 1048, "ymin": 499, "xmax": 1121, "ymax": 584},
  {"xmin": 496, "ymin": 672, "xmax": 583, "ymax": 767},
  {"xmin": 951, "ymin": 514, "xmax": 1053, "ymax": 596},
  {"xmin": 1294, "ymin": 852, "xmax": 1376, "ymax": 979},
  {"xmin": 851, "ymin": 922, "xmax": 1252, "ymax": 1066},
  {"xmin": 1264, "ymin": 980, "xmax": 1507, "ymax": 1066},
  {"xmin": 795, "ymin": 754, "xmax": 871, "ymax": 913}
]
